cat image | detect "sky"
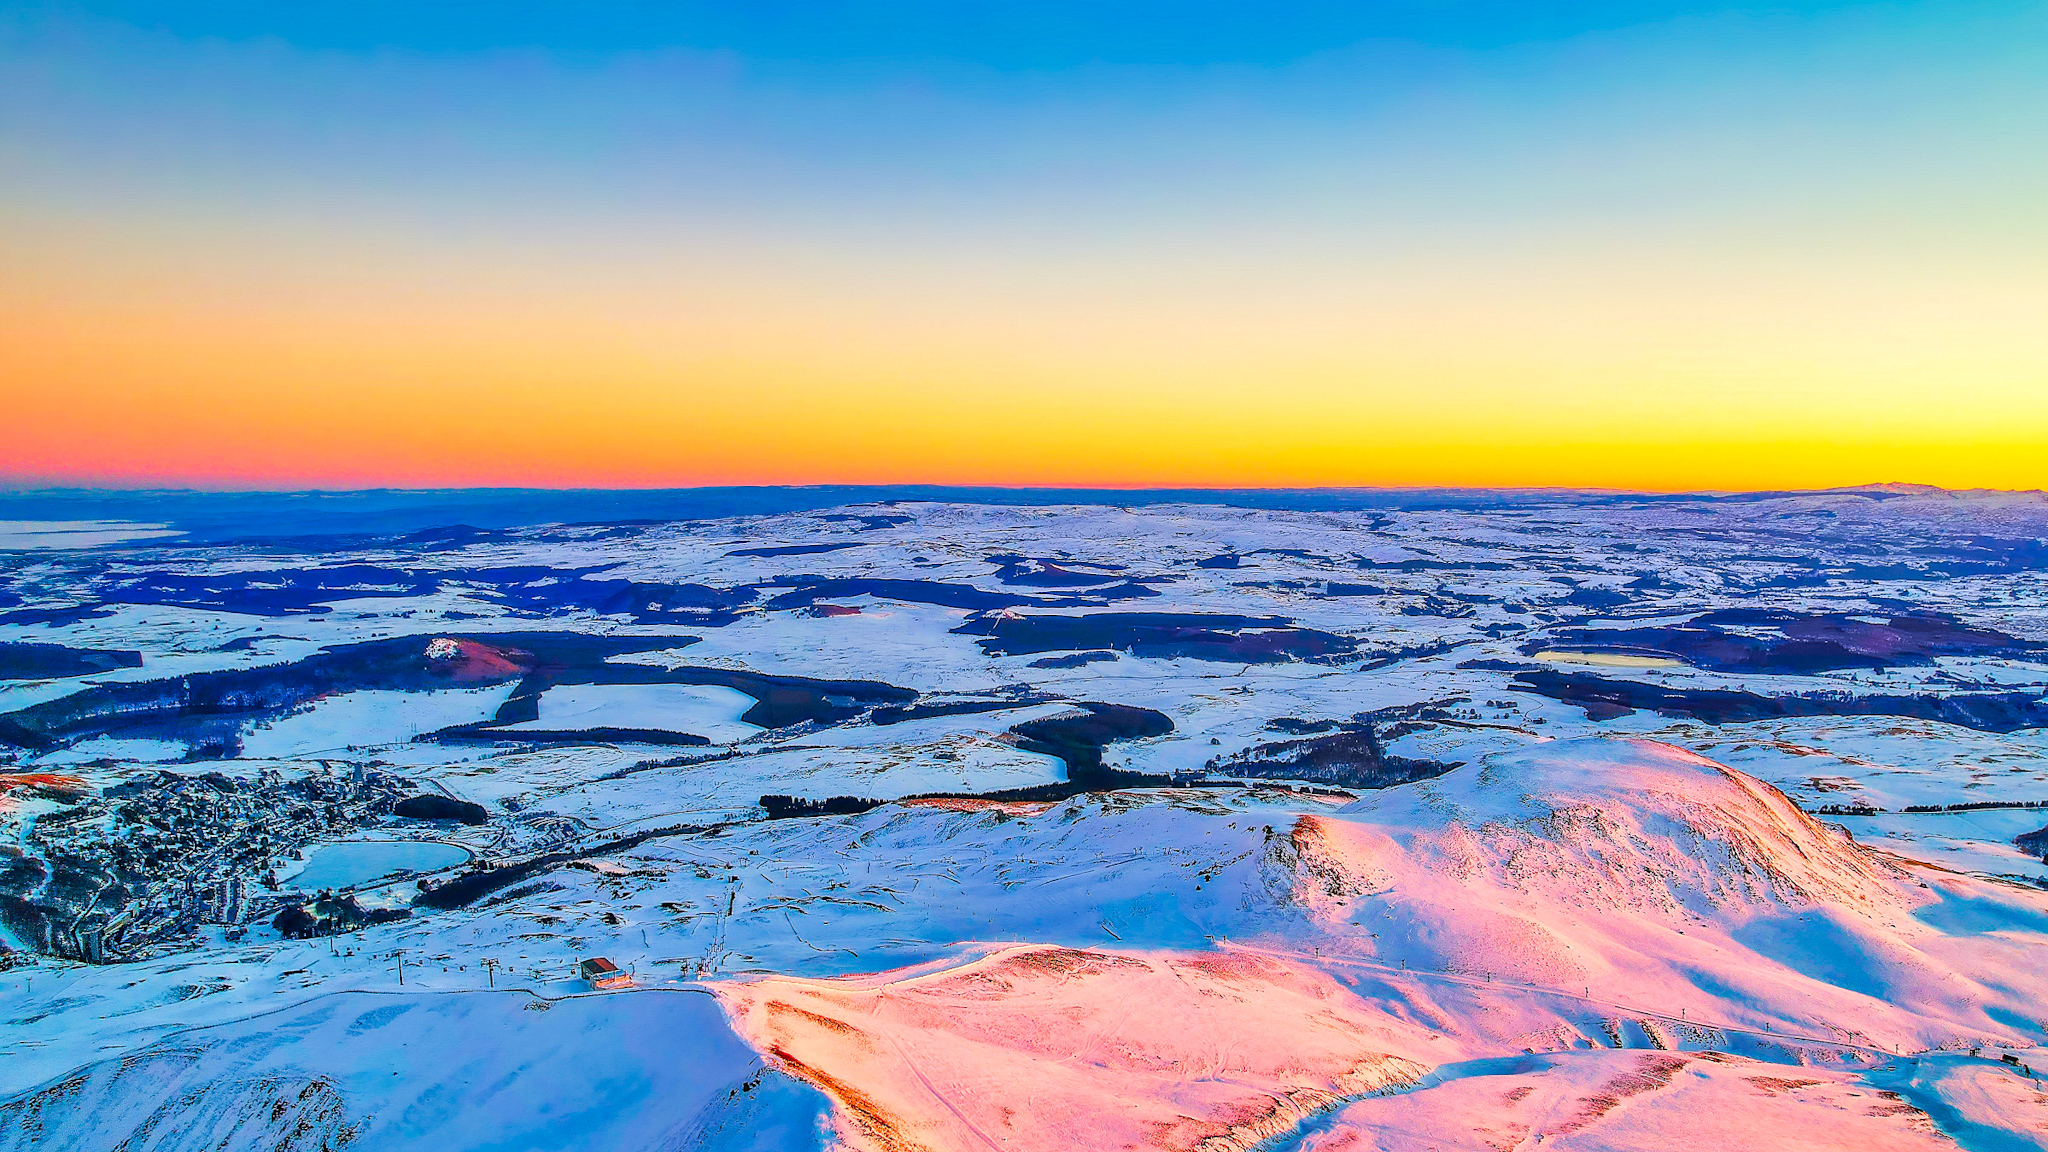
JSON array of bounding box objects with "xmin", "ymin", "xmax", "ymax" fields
[{"xmin": 2, "ymin": 1, "xmax": 2045, "ymax": 492}]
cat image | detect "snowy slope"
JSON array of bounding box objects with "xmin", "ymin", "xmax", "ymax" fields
[{"xmin": 0, "ymin": 988, "xmax": 830, "ymax": 1152}]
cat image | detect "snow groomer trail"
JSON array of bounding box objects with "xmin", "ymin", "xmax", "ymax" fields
[{"xmin": 3, "ymin": 487, "xmax": 2047, "ymax": 1150}]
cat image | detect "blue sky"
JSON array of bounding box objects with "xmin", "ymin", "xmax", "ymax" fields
[
  {"xmin": 4, "ymin": 1, "xmax": 2045, "ymax": 489},
  {"xmin": 9, "ymin": 1, "xmax": 1938, "ymax": 62}
]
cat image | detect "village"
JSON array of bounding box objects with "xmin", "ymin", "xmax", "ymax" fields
[{"xmin": 3, "ymin": 764, "xmax": 416, "ymax": 963}]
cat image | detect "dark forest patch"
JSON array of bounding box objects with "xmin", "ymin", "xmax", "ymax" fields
[
  {"xmin": 429, "ymin": 727, "xmax": 714, "ymax": 748},
  {"xmin": 393, "ymin": 794, "xmax": 490, "ymax": 824},
  {"xmin": 762, "ymin": 577, "xmax": 1033, "ymax": 612},
  {"xmin": 413, "ymin": 823, "xmax": 707, "ymax": 909},
  {"xmin": 1208, "ymin": 728, "xmax": 1455, "ymax": 790},
  {"xmin": 1009, "ymin": 703, "xmax": 1175, "ymax": 786},
  {"xmin": 2017, "ymin": 824, "xmax": 2048, "ymax": 861},
  {"xmin": 476, "ymin": 575, "xmax": 753, "ymax": 624},
  {"xmin": 93, "ymin": 565, "xmax": 442, "ymax": 616},
  {"xmin": 1744, "ymin": 538, "xmax": 2048, "ymax": 585},
  {"xmin": 956, "ymin": 612, "xmax": 1357, "ymax": 663},
  {"xmin": 1212, "ymin": 701, "xmax": 1469, "ymax": 788},
  {"xmin": 0, "ymin": 632, "xmax": 719, "ymax": 752},
  {"xmin": 1249, "ymin": 548, "xmax": 1343, "ymax": 562},
  {"xmin": 22, "ymin": 562, "xmax": 756, "ymax": 626},
  {"xmin": 0, "ymin": 605, "xmax": 119, "ymax": 627},
  {"xmin": 757, "ymin": 575, "xmax": 1160, "ymax": 613},
  {"xmin": 1549, "ymin": 579, "xmax": 1632, "ymax": 610},
  {"xmin": 1266, "ymin": 717, "xmax": 1342, "ymax": 735},
  {"xmin": 1028, "ymin": 651, "xmax": 1119, "ymax": 669},
  {"xmin": 475, "ymin": 662, "xmax": 912, "ymax": 733},
  {"xmin": 1355, "ymin": 557, "xmax": 1516, "ymax": 572},
  {"xmin": 815, "ymin": 513, "xmax": 913, "ymax": 530},
  {"xmin": 0, "ymin": 642, "xmax": 142, "ymax": 680},
  {"xmin": 1513, "ymin": 668, "xmax": 2048, "ymax": 732},
  {"xmin": 1533, "ymin": 609, "xmax": 2045, "ymax": 674},
  {"xmin": 760, "ymin": 795, "xmax": 884, "ymax": 819},
  {"xmin": 724, "ymin": 543, "xmax": 864, "ymax": 558},
  {"xmin": 759, "ymin": 702, "xmax": 1176, "ymax": 816},
  {"xmin": 989, "ymin": 555, "xmax": 1127, "ymax": 588},
  {"xmin": 1400, "ymin": 596, "xmax": 1477, "ymax": 619},
  {"xmin": 870, "ymin": 698, "xmax": 1045, "ymax": 726}
]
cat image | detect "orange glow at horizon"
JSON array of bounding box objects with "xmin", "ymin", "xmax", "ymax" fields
[
  {"xmin": 7, "ymin": 205, "xmax": 2046, "ymax": 494},
  {"xmin": 10, "ymin": 318, "xmax": 2045, "ymax": 493}
]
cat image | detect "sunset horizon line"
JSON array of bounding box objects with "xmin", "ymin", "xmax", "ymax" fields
[{"xmin": 4, "ymin": 479, "xmax": 2035, "ymax": 498}]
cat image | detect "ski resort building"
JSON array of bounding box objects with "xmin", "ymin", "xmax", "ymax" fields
[{"xmin": 579, "ymin": 957, "xmax": 632, "ymax": 990}]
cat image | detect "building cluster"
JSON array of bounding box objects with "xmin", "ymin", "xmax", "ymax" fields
[{"xmin": 1, "ymin": 764, "xmax": 412, "ymax": 964}]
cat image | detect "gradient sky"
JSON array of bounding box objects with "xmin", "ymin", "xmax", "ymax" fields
[{"xmin": 4, "ymin": 1, "xmax": 2045, "ymax": 491}]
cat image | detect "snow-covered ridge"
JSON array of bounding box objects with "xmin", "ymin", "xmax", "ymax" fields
[{"xmin": 1323, "ymin": 738, "xmax": 1910, "ymax": 916}]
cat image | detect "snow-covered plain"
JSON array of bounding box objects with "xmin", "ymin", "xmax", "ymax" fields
[
  {"xmin": 241, "ymin": 685, "xmax": 521, "ymax": 760},
  {"xmin": 3, "ymin": 489, "xmax": 2048, "ymax": 1150},
  {"xmin": 507, "ymin": 683, "xmax": 765, "ymax": 743}
]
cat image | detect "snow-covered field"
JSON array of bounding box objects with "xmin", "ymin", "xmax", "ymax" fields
[
  {"xmin": 3, "ymin": 488, "xmax": 2047, "ymax": 1150},
  {"xmin": 241, "ymin": 686, "xmax": 521, "ymax": 760},
  {"xmin": 507, "ymin": 683, "xmax": 765, "ymax": 743}
]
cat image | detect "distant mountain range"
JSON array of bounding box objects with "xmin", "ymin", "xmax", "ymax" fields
[{"xmin": 2, "ymin": 483, "xmax": 2028, "ymax": 546}]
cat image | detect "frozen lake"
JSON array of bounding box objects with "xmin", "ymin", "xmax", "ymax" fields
[{"xmin": 287, "ymin": 840, "xmax": 472, "ymax": 891}]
